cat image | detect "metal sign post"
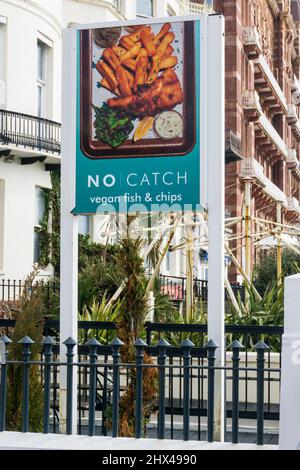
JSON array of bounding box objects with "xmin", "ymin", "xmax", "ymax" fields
[
  {"xmin": 60, "ymin": 28, "xmax": 78, "ymax": 434},
  {"xmin": 207, "ymin": 14, "xmax": 225, "ymax": 442}
]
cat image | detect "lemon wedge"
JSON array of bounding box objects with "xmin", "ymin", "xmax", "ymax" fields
[{"xmin": 133, "ymin": 116, "xmax": 154, "ymax": 142}]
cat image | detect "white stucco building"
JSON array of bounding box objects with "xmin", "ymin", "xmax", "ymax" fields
[{"xmin": 0, "ymin": 0, "xmax": 209, "ymax": 282}]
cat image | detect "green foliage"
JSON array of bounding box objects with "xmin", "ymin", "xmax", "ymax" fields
[
  {"xmin": 50, "ymin": 171, "xmax": 61, "ymax": 275},
  {"xmin": 43, "ymin": 279, "xmax": 60, "ymax": 320},
  {"xmin": 6, "ymin": 271, "xmax": 45, "ymax": 432},
  {"xmin": 255, "ymin": 248, "xmax": 300, "ymax": 294},
  {"xmin": 117, "ymin": 236, "xmax": 148, "ymax": 347},
  {"xmin": 115, "ymin": 234, "xmax": 158, "ymax": 437},
  {"xmin": 35, "ymin": 171, "xmax": 60, "ymax": 274},
  {"xmin": 36, "ymin": 188, "xmax": 51, "ymax": 267},
  {"xmin": 78, "ymin": 234, "xmax": 119, "ymax": 271},
  {"xmin": 152, "ymin": 278, "xmax": 179, "ymax": 323},
  {"xmin": 77, "ymin": 237, "xmax": 122, "ymax": 314},
  {"xmin": 78, "ymin": 295, "xmax": 121, "ymax": 343},
  {"xmin": 226, "ymin": 280, "xmax": 284, "ymax": 350}
]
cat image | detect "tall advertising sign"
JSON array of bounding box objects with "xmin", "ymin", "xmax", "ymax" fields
[
  {"xmin": 73, "ymin": 17, "xmax": 202, "ymax": 214},
  {"xmin": 61, "ymin": 15, "xmax": 225, "ymax": 436}
]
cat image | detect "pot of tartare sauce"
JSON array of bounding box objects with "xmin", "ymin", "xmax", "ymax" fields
[{"xmin": 154, "ymin": 110, "xmax": 183, "ymax": 140}]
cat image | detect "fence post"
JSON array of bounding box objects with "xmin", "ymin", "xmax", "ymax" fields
[
  {"xmin": 63, "ymin": 337, "xmax": 77, "ymax": 435},
  {"xmin": 43, "ymin": 336, "xmax": 55, "ymax": 434},
  {"xmin": 157, "ymin": 338, "xmax": 170, "ymax": 440},
  {"xmin": 255, "ymin": 340, "xmax": 269, "ymax": 446},
  {"xmin": 145, "ymin": 322, "xmax": 151, "ymax": 346},
  {"xmin": 86, "ymin": 338, "xmax": 100, "ymax": 437},
  {"xmin": 181, "ymin": 338, "xmax": 194, "ymax": 441},
  {"xmin": 19, "ymin": 336, "xmax": 34, "ymax": 433},
  {"xmin": 111, "ymin": 338, "xmax": 123, "ymax": 438},
  {"xmin": 230, "ymin": 340, "xmax": 244, "ymax": 444},
  {"xmin": 134, "ymin": 338, "xmax": 147, "ymax": 439},
  {"xmin": 206, "ymin": 339, "xmax": 218, "ymax": 443},
  {"xmin": 0, "ymin": 335, "xmax": 12, "ymax": 432}
]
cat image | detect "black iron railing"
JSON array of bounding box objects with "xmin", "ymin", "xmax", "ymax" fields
[
  {"xmin": 0, "ymin": 279, "xmax": 59, "ymax": 310},
  {"xmin": 0, "ymin": 319, "xmax": 282, "ymax": 441},
  {"xmin": 0, "ymin": 109, "xmax": 61, "ymax": 154},
  {"xmin": 0, "ymin": 333, "xmax": 278, "ymax": 444},
  {"xmin": 0, "ymin": 277, "xmax": 245, "ymax": 308},
  {"xmin": 159, "ymin": 274, "xmax": 245, "ymax": 302}
]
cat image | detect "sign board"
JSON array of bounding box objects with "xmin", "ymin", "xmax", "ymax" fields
[
  {"xmin": 60, "ymin": 15, "xmax": 224, "ymax": 435},
  {"xmin": 69, "ymin": 16, "xmax": 209, "ymax": 214}
]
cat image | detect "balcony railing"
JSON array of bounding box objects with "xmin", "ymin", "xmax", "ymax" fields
[
  {"xmin": 287, "ymin": 197, "xmax": 300, "ymax": 212},
  {"xmin": 242, "ymin": 90, "xmax": 262, "ymax": 112},
  {"xmin": 240, "ymin": 158, "xmax": 289, "ymax": 206},
  {"xmin": 0, "ymin": 109, "xmax": 61, "ymax": 155},
  {"xmin": 292, "ymin": 75, "xmax": 300, "ymax": 94},
  {"xmin": 240, "ymin": 158, "xmax": 266, "ymax": 185},
  {"xmin": 287, "ymin": 148, "xmax": 298, "ymax": 165},
  {"xmin": 179, "ymin": 1, "xmax": 213, "ymax": 14},
  {"xmin": 243, "ymin": 26, "xmax": 262, "ymax": 58},
  {"xmin": 286, "ymin": 104, "xmax": 300, "ymax": 141}
]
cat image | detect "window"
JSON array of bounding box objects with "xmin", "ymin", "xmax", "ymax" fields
[
  {"xmin": 112, "ymin": 0, "xmax": 122, "ymax": 10},
  {"xmin": 78, "ymin": 216, "xmax": 90, "ymax": 235},
  {"xmin": 37, "ymin": 40, "xmax": 48, "ymax": 118},
  {"xmin": 0, "ymin": 17, "xmax": 6, "ymax": 107},
  {"xmin": 136, "ymin": 0, "xmax": 153, "ymax": 17},
  {"xmin": 34, "ymin": 188, "xmax": 46, "ymax": 263},
  {"xmin": 35, "ymin": 187, "xmax": 45, "ymax": 226}
]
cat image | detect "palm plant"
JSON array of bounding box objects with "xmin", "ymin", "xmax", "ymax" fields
[
  {"xmin": 115, "ymin": 235, "xmax": 158, "ymax": 437},
  {"xmin": 78, "ymin": 295, "xmax": 122, "ymax": 343},
  {"xmin": 225, "ymin": 280, "xmax": 284, "ymax": 350}
]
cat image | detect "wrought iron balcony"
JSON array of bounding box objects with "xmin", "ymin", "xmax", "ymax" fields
[{"xmin": 0, "ymin": 109, "xmax": 61, "ymax": 157}]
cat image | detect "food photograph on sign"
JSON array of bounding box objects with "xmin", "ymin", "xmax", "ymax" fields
[{"xmin": 80, "ymin": 20, "xmax": 196, "ymax": 159}]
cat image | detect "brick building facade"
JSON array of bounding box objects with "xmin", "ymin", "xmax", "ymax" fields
[{"xmin": 209, "ymin": 0, "xmax": 300, "ymax": 280}]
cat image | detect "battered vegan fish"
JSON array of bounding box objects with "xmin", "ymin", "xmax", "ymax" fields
[{"xmin": 107, "ymin": 69, "xmax": 183, "ymax": 118}]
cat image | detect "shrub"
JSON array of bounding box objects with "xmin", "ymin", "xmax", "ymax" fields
[
  {"xmin": 254, "ymin": 248, "xmax": 300, "ymax": 294},
  {"xmin": 6, "ymin": 271, "xmax": 45, "ymax": 432}
]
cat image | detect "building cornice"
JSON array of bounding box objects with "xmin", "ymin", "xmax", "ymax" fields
[
  {"xmin": 2, "ymin": 0, "xmax": 62, "ymax": 36},
  {"xmin": 71, "ymin": 0, "xmax": 125, "ymax": 20}
]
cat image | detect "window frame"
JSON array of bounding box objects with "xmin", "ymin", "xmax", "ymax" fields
[
  {"xmin": 136, "ymin": 0, "xmax": 153, "ymax": 18},
  {"xmin": 0, "ymin": 18, "xmax": 7, "ymax": 107},
  {"xmin": 36, "ymin": 40, "xmax": 48, "ymax": 118},
  {"xmin": 33, "ymin": 187, "xmax": 46, "ymax": 264}
]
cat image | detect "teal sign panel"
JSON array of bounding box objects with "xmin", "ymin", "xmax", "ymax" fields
[{"xmin": 74, "ymin": 18, "xmax": 201, "ymax": 214}]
